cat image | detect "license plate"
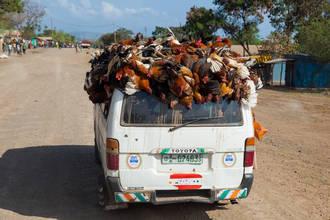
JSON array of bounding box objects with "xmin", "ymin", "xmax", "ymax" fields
[{"xmin": 162, "ymin": 154, "xmax": 203, "ymax": 164}]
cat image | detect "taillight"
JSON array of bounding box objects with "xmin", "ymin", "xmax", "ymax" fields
[
  {"xmin": 106, "ymin": 138, "xmax": 119, "ymax": 170},
  {"xmin": 244, "ymin": 137, "xmax": 255, "ymax": 167}
]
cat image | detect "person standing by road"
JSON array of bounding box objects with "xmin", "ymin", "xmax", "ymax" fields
[
  {"xmin": 2, "ymin": 42, "xmax": 6, "ymax": 53},
  {"xmin": 23, "ymin": 43, "xmax": 26, "ymax": 54},
  {"xmin": 75, "ymin": 43, "xmax": 79, "ymax": 53},
  {"xmin": 17, "ymin": 43, "xmax": 21, "ymax": 55},
  {"xmin": 8, "ymin": 44, "xmax": 12, "ymax": 56}
]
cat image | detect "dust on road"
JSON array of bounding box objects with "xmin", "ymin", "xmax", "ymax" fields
[{"xmin": 0, "ymin": 48, "xmax": 329, "ymax": 220}]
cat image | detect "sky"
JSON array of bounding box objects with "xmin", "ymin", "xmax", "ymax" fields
[{"xmin": 35, "ymin": 0, "xmax": 274, "ymax": 39}]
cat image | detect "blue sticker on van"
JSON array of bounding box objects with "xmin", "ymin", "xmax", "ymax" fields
[
  {"xmin": 127, "ymin": 154, "xmax": 142, "ymax": 169},
  {"xmin": 223, "ymin": 153, "xmax": 236, "ymax": 167}
]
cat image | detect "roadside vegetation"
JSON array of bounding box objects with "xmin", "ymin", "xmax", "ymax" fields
[
  {"xmin": 0, "ymin": 0, "xmax": 75, "ymax": 44},
  {"xmin": 1, "ymin": 0, "xmax": 329, "ymax": 59}
]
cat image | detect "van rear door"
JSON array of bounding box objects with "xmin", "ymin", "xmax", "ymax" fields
[{"xmin": 108, "ymin": 90, "xmax": 253, "ymax": 191}]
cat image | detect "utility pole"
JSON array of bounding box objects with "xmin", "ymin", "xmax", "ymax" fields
[
  {"xmin": 50, "ymin": 17, "xmax": 53, "ymax": 38},
  {"xmin": 144, "ymin": 26, "xmax": 147, "ymax": 38},
  {"xmin": 113, "ymin": 23, "xmax": 116, "ymax": 43}
]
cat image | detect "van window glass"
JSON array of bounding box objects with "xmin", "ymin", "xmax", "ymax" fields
[{"xmin": 121, "ymin": 92, "xmax": 242, "ymax": 126}]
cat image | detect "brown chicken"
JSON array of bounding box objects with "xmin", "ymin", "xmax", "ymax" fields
[
  {"xmin": 193, "ymin": 88, "xmax": 203, "ymax": 104},
  {"xmin": 148, "ymin": 62, "xmax": 169, "ymax": 83},
  {"xmin": 179, "ymin": 95, "xmax": 194, "ymax": 109},
  {"xmin": 210, "ymin": 38, "xmax": 232, "ymax": 48},
  {"xmin": 130, "ymin": 58, "xmax": 149, "ymax": 76},
  {"xmin": 219, "ymin": 82, "xmax": 234, "ymax": 98},
  {"xmin": 116, "ymin": 64, "xmax": 135, "ymax": 81},
  {"xmin": 169, "ymin": 75, "xmax": 192, "ymax": 97},
  {"xmin": 121, "ymin": 39, "xmax": 133, "ymax": 45},
  {"xmin": 134, "ymin": 75, "xmax": 152, "ymax": 94},
  {"xmin": 181, "ymin": 53, "xmax": 197, "ymax": 69},
  {"xmin": 180, "ymin": 66, "xmax": 193, "ymax": 78}
]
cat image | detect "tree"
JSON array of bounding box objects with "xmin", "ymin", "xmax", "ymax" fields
[
  {"xmin": 213, "ymin": 0, "xmax": 270, "ymax": 55},
  {"xmin": 38, "ymin": 28, "xmax": 75, "ymax": 44},
  {"xmin": 152, "ymin": 26, "xmax": 168, "ymax": 39},
  {"xmin": 296, "ymin": 17, "xmax": 330, "ymax": 60},
  {"xmin": 0, "ymin": 0, "xmax": 24, "ymax": 30},
  {"xmin": 52, "ymin": 30, "xmax": 75, "ymax": 43},
  {"xmin": 6, "ymin": 0, "xmax": 45, "ymax": 39},
  {"xmin": 99, "ymin": 33, "xmax": 113, "ymax": 45},
  {"xmin": 115, "ymin": 28, "xmax": 133, "ymax": 42},
  {"xmin": 152, "ymin": 26, "xmax": 187, "ymax": 41},
  {"xmin": 185, "ymin": 6, "xmax": 219, "ymax": 41},
  {"xmin": 0, "ymin": 0, "xmax": 24, "ymax": 14},
  {"xmin": 260, "ymin": 32, "xmax": 298, "ymax": 56},
  {"xmin": 99, "ymin": 28, "xmax": 133, "ymax": 45},
  {"xmin": 268, "ymin": 0, "xmax": 328, "ymax": 38}
]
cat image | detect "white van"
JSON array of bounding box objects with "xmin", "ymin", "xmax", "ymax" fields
[{"xmin": 94, "ymin": 88, "xmax": 255, "ymax": 210}]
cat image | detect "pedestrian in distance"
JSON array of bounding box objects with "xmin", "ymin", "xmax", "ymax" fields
[
  {"xmin": 23, "ymin": 43, "xmax": 26, "ymax": 54},
  {"xmin": 17, "ymin": 44, "xmax": 21, "ymax": 55},
  {"xmin": 2, "ymin": 42, "xmax": 6, "ymax": 53},
  {"xmin": 75, "ymin": 44, "xmax": 79, "ymax": 53},
  {"xmin": 8, "ymin": 44, "xmax": 12, "ymax": 56}
]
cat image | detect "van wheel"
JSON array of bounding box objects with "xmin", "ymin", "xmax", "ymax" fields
[
  {"xmin": 94, "ymin": 138, "xmax": 101, "ymax": 165},
  {"xmin": 98, "ymin": 175, "xmax": 128, "ymax": 210}
]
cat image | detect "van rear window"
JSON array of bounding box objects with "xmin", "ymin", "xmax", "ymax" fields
[{"xmin": 121, "ymin": 92, "xmax": 242, "ymax": 126}]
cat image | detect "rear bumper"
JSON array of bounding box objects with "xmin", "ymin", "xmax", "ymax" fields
[{"xmin": 106, "ymin": 174, "xmax": 254, "ymax": 204}]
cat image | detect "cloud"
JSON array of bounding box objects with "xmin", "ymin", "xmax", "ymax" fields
[
  {"xmin": 101, "ymin": 2, "xmax": 122, "ymax": 16},
  {"xmin": 81, "ymin": 0, "xmax": 92, "ymax": 8},
  {"xmin": 57, "ymin": 0, "xmax": 69, "ymax": 7},
  {"xmin": 125, "ymin": 7, "xmax": 157, "ymax": 15},
  {"xmin": 57, "ymin": 0, "xmax": 96, "ymax": 16}
]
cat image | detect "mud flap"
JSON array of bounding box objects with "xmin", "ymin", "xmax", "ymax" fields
[{"xmin": 98, "ymin": 175, "xmax": 128, "ymax": 210}]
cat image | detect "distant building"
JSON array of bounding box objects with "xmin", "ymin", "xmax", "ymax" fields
[
  {"xmin": 259, "ymin": 55, "xmax": 330, "ymax": 88},
  {"xmin": 284, "ymin": 55, "xmax": 330, "ymax": 88},
  {"xmin": 37, "ymin": 37, "xmax": 53, "ymax": 46},
  {"xmin": 231, "ymin": 45, "xmax": 261, "ymax": 56},
  {"xmin": 8, "ymin": 30, "xmax": 22, "ymax": 41}
]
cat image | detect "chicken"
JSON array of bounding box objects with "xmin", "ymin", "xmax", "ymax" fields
[
  {"xmin": 219, "ymin": 82, "xmax": 234, "ymax": 97},
  {"xmin": 204, "ymin": 80, "xmax": 221, "ymax": 103},
  {"xmin": 249, "ymin": 73, "xmax": 259, "ymax": 87},
  {"xmin": 179, "ymin": 66, "xmax": 193, "ymax": 78},
  {"xmin": 116, "ymin": 64, "xmax": 135, "ymax": 81},
  {"xmin": 193, "ymin": 88, "xmax": 203, "ymax": 104},
  {"xmin": 208, "ymin": 52, "xmax": 224, "ymax": 63},
  {"xmin": 210, "ymin": 38, "xmax": 232, "ymax": 48},
  {"xmin": 148, "ymin": 61, "xmax": 169, "ymax": 83},
  {"xmin": 183, "ymin": 75, "xmax": 195, "ymax": 87},
  {"xmin": 121, "ymin": 39, "xmax": 133, "ymax": 45},
  {"xmin": 179, "ymin": 95, "xmax": 194, "ymax": 109},
  {"xmin": 254, "ymin": 121, "xmax": 268, "ymax": 141},
  {"xmin": 223, "ymin": 57, "xmax": 239, "ymax": 69},
  {"xmin": 181, "ymin": 53, "xmax": 195, "ymax": 69},
  {"xmin": 149, "ymin": 79, "xmax": 169, "ymax": 102},
  {"xmin": 241, "ymin": 80, "xmax": 257, "ymax": 108},
  {"xmin": 129, "ymin": 58, "xmax": 149, "ymax": 76},
  {"xmin": 84, "ymin": 35, "xmax": 261, "ymax": 111},
  {"xmin": 221, "ymin": 38, "xmax": 232, "ymax": 48},
  {"xmin": 168, "ymin": 75, "xmax": 192, "ymax": 97},
  {"xmin": 193, "ymin": 72, "xmax": 200, "ymax": 85},
  {"xmin": 197, "ymin": 62, "xmax": 212, "ymax": 85},
  {"xmin": 135, "ymin": 75, "xmax": 152, "ymax": 94},
  {"xmin": 171, "ymin": 54, "xmax": 182, "ymax": 64}
]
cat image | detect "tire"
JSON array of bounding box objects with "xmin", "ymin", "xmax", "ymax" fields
[
  {"xmin": 94, "ymin": 138, "xmax": 101, "ymax": 165},
  {"xmin": 98, "ymin": 174, "xmax": 128, "ymax": 210}
]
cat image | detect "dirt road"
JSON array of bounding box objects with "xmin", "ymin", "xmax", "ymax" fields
[{"xmin": 0, "ymin": 48, "xmax": 329, "ymax": 220}]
